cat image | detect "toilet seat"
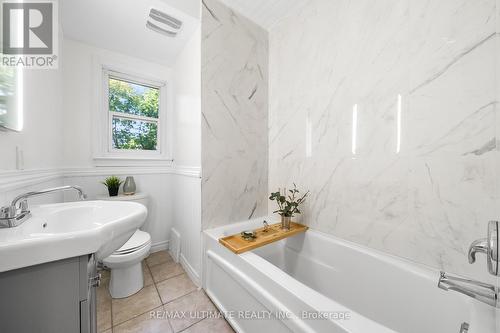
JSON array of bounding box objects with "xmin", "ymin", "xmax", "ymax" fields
[
  {"xmin": 103, "ymin": 230, "xmax": 151, "ymax": 266},
  {"xmin": 113, "ymin": 230, "xmax": 151, "ymax": 255}
]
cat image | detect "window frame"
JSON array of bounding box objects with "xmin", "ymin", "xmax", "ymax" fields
[
  {"xmin": 93, "ymin": 65, "xmax": 171, "ymax": 165},
  {"xmin": 106, "ymin": 71, "xmax": 162, "ymax": 155}
]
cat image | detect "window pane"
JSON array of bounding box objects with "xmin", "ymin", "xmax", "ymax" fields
[
  {"xmin": 108, "ymin": 77, "xmax": 159, "ymax": 118},
  {"xmin": 112, "ymin": 117, "xmax": 158, "ymax": 150}
]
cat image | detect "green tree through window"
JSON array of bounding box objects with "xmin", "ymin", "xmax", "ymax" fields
[{"xmin": 108, "ymin": 77, "xmax": 160, "ymax": 150}]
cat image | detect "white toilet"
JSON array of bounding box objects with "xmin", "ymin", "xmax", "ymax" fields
[{"xmin": 99, "ymin": 193, "xmax": 152, "ymax": 298}]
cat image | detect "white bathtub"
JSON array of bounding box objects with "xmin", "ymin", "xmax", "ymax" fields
[{"xmin": 203, "ymin": 218, "xmax": 497, "ymax": 333}]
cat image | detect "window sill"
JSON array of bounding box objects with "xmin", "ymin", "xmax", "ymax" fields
[{"xmin": 92, "ymin": 155, "xmax": 174, "ymax": 167}]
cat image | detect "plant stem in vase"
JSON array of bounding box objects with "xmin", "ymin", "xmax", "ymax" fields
[{"xmin": 281, "ymin": 215, "xmax": 291, "ymax": 230}]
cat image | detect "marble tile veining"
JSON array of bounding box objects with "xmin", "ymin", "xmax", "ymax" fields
[
  {"xmin": 201, "ymin": 0, "xmax": 269, "ymax": 229},
  {"xmin": 268, "ymin": 0, "xmax": 499, "ymax": 281},
  {"xmin": 201, "ymin": 0, "xmax": 500, "ymax": 281}
]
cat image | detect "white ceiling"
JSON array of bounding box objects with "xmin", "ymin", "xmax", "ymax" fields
[
  {"xmin": 216, "ymin": 0, "xmax": 310, "ymax": 30},
  {"xmin": 61, "ymin": 0, "xmax": 200, "ymax": 66}
]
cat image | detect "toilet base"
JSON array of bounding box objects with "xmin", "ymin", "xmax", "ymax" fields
[{"xmin": 108, "ymin": 262, "xmax": 144, "ymax": 298}]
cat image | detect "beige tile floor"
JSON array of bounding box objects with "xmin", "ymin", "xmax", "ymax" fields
[{"xmin": 97, "ymin": 251, "xmax": 234, "ymax": 333}]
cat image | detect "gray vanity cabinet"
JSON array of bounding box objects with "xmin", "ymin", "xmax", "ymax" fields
[{"xmin": 0, "ymin": 254, "xmax": 97, "ymax": 333}]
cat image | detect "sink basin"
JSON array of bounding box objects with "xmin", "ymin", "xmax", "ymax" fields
[{"xmin": 0, "ymin": 200, "xmax": 147, "ymax": 272}]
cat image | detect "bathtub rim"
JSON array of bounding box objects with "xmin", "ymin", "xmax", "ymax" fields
[
  {"xmin": 204, "ymin": 218, "xmax": 497, "ymax": 333},
  {"xmin": 204, "ymin": 216, "xmax": 444, "ymax": 284}
]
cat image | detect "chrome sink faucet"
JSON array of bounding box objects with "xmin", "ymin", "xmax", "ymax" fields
[{"xmin": 0, "ymin": 185, "xmax": 87, "ymax": 228}]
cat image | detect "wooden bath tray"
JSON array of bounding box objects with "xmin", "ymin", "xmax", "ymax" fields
[{"xmin": 219, "ymin": 222, "xmax": 308, "ymax": 254}]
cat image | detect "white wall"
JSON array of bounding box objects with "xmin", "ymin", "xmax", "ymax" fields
[
  {"xmin": 0, "ymin": 7, "xmax": 203, "ymax": 281},
  {"xmin": 62, "ymin": 38, "xmax": 173, "ymax": 167},
  {"xmin": 171, "ymin": 24, "xmax": 202, "ymax": 284},
  {"xmin": 0, "ymin": 24, "xmax": 66, "ymax": 209},
  {"xmin": 162, "ymin": 0, "xmax": 200, "ymax": 20},
  {"xmin": 0, "ymin": 29, "xmax": 64, "ymax": 171},
  {"xmin": 0, "ymin": 33, "xmax": 202, "ymax": 258},
  {"xmin": 172, "ymin": 26, "xmax": 202, "ymax": 168},
  {"xmin": 57, "ymin": 38, "xmax": 175, "ymax": 249},
  {"xmin": 171, "ymin": 174, "xmax": 201, "ymax": 284},
  {"xmin": 0, "ymin": 176, "xmax": 64, "ymax": 207},
  {"xmin": 61, "ymin": 35, "xmax": 204, "ymax": 273}
]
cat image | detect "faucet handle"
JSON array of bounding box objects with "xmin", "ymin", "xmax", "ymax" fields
[
  {"xmin": 468, "ymin": 238, "xmax": 488, "ymax": 264},
  {"xmin": 468, "ymin": 221, "xmax": 499, "ymax": 276},
  {"xmin": 19, "ymin": 199, "xmax": 29, "ymax": 212}
]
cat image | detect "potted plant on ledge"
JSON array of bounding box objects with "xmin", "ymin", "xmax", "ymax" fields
[
  {"xmin": 269, "ymin": 183, "xmax": 309, "ymax": 230},
  {"xmin": 102, "ymin": 176, "xmax": 123, "ymax": 197}
]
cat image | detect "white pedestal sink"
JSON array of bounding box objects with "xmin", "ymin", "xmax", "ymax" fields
[{"xmin": 0, "ymin": 200, "xmax": 147, "ymax": 272}]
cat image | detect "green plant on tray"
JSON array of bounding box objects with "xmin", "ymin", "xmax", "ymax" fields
[{"xmin": 269, "ymin": 183, "xmax": 309, "ymax": 218}]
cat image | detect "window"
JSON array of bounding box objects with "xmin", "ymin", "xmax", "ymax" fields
[
  {"xmin": 108, "ymin": 76, "xmax": 160, "ymax": 151},
  {"xmin": 94, "ymin": 67, "xmax": 170, "ymax": 164}
]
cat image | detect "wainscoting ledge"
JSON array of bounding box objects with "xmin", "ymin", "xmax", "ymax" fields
[
  {"xmin": 0, "ymin": 169, "xmax": 63, "ymax": 191},
  {"xmin": 0, "ymin": 166, "xmax": 201, "ymax": 191}
]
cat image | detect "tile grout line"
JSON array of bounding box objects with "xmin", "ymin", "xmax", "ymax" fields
[
  {"xmin": 148, "ymin": 252, "xmax": 176, "ymax": 333},
  {"xmin": 166, "ymin": 290, "xmax": 222, "ymax": 332},
  {"xmin": 152, "ymin": 270, "xmax": 186, "ymax": 285},
  {"xmin": 151, "ymin": 271, "xmax": 176, "ymax": 332},
  {"xmin": 147, "ymin": 258, "xmax": 175, "ymax": 266},
  {"xmin": 112, "ymin": 304, "xmax": 164, "ymax": 331},
  {"xmin": 107, "ymin": 270, "xmax": 114, "ymax": 333},
  {"xmin": 108, "ymin": 287, "xmax": 227, "ymax": 332},
  {"xmin": 110, "ymin": 264, "xmax": 162, "ymax": 329},
  {"xmin": 149, "ymin": 253, "xmax": 203, "ymax": 332},
  {"xmin": 146, "ymin": 252, "xmax": 175, "ymax": 269},
  {"xmin": 108, "ymin": 255, "xmax": 155, "ymax": 329},
  {"xmin": 110, "ymin": 294, "xmax": 113, "ymax": 333},
  {"xmin": 146, "ymin": 253, "xmax": 179, "ymax": 333},
  {"xmin": 147, "ymin": 253, "xmax": 233, "ymax": 332},
  {"xmin": 164, "ymin": 288, "xmax": 199, "ymax": 306},
  {"xmin": 107, "ymin": 251, "xmax": 203, "ymax": 332},
  {"xmin": 177, "ymin": 317, "xmax": 209, "ymax": 333}
]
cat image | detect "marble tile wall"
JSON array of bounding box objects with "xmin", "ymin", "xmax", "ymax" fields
[
  {"xmin": 201, "ymin": 0, "xmax": 269, "ymax": 229},
  {"xmin": 268, "ymin": 0, "xmax": 499, "ymax": 281}
]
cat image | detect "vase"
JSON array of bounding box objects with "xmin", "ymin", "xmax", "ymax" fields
[
  {"xmin": 123, "ymin": 176, "xmax": 136, "ymax": 195},
  {"xmin": 281, "ymin": 215, "xmax": 291, "ymax": 230},
  {"xmin": 108, "ymin": 186, "xmax": 119, "ymax": 197}
]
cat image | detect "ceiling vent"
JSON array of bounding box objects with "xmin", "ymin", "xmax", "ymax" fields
[{"xmin": 146, "ymin": 8, "xmax": 182, "ymax": 38}]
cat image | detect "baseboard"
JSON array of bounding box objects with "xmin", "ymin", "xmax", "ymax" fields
[
  {"xmin": 150, "ymin": 240, "xmax": 169, "ymax": 253},
  {"xmin": 180, "ymin": 253, "xmax": 201, "ymax": 287}
]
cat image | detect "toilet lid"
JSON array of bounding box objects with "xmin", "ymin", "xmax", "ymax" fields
[{"xmin": 114, "ymin": 230, "xmax": 151, "ymax": 254}]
